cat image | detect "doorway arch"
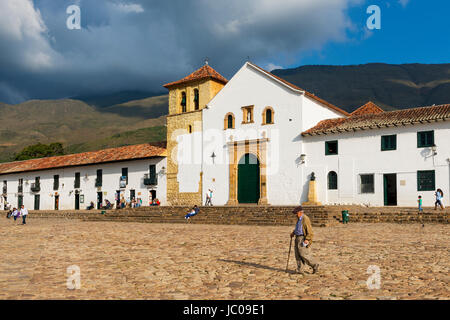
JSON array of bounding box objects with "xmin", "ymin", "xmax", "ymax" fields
[{"xmin": 238, "ymin": 153, "xmax": 260, "ymax": 203}]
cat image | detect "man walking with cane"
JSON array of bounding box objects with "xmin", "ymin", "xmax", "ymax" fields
[{"xmin": 289, "ymin": 206, "xmax": 319, "ymax": 275}]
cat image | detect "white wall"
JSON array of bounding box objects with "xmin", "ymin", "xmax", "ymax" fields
[
  {"xmin": 176, "ymin": 131, "xmax": 203, "ymax": 193},
  {"xmin": 303, "ymin": 122, "xmax": 450, "ymax": 206},
  {"xmin": 200, "ymin": 63, "xmax": 347, "ymax": 205},
  {"xmin": 0, "ymin": 157, "xmax": 167, "ymax": 210}
]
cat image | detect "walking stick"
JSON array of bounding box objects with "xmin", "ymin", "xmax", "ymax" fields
[{"xmin": 286, "ymin": 236, "xmax": 293, "ymax": 272}]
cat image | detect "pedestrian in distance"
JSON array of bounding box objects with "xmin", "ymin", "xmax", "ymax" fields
[
  {"xmin": 417, "ymin": 195, "xmax": 425, "ymax": 227},
  {"xmin": 20, "ymin": 205, "xmax": 28, "ymax": 225},
  {"xmin": 434, "ymin": 189, "xmax": 445, "ymax": 210},
  {"xmin": 5, "ymin": 202, "xmax": 12, "ymax": 218},
  {"xmin": 290, "ymin": 206, "xmax": 319, "ymax": 275},
  {"xmin": 205, "ymin": 189, "xmax": 213, "ymax": 206},
  {"xmin": 418, "ymin": 195, "xmax": 423, "ymax": 212},
  {"xmin": 11, "ymin": 207, "xmax": 19, "ymax": 222}
]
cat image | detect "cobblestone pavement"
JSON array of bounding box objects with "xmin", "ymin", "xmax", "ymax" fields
[{"xmin": 0, "ymin": 218, "xmax": 448, "ymax": 300}]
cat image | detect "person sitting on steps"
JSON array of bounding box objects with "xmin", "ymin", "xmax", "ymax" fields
[{"xmin": 184, "ymin": 205, "xmax": 199, "ymax": 222}]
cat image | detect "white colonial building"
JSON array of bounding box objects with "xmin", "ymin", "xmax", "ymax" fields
[
  {"xmin": 0, "ymin": 144, "xmax": 167, "ymax": 210},
  {"xmin": 0, "ymin": 61, "xmax": 448, "ymax": 210},
  {"xmin": 166, "ymin": 61, "xmax": 450, "ymax": 207},
  {"xmin": 302, "ymin": 103, "xmax": 450, "ymax": 207}
]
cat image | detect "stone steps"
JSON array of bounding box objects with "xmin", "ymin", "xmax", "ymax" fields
[{"xmin": 27, "ymin": 205, "xmax": 448, "ymax": 226}]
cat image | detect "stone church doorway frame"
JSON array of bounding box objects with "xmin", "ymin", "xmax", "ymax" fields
[
  {"xmin": 238, "ymin": 153, "xmax": 260, "ymax": 203},
  {"xmin": 226, "ymin": 138, "xmax": 269, "ymax": 205}
]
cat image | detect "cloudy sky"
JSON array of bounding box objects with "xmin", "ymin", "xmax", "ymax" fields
[{"xmin": 0, "ymin": 0, "xmax": 448, "ymax": 104}]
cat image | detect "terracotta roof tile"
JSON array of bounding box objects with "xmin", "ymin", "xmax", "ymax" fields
[
  {"xmin": 163, "ymin": 64, "xmax": 228, "ymax": 88},
  {"xmin": 0, "ymin": 143, "xmax": 167, "ymax": 175},
  {"xmin": 302, "ymin": 104, "xmax": 450, "ymax": 136},
  {"xmin": 350, "ymin": 101, "xmax": 384, "ymax": 116},
  {"xmin": 247, "ymin": 62, "xmax": 350, "ymax": 116}
]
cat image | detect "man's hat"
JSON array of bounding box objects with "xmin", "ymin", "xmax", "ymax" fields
[{"xmin": 292, "ymin": 206, "xmax": 303, "ymax": 214}]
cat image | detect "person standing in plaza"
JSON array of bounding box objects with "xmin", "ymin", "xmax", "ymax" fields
[
  {"xmin": 11, "ymin": 207, "xmax": 19, "ymax": 222},
  {"xmin": 418, "ymin": 195, "xmax": 423, "ymax": 212},
  {"xmin": 20, "ymin": 205, "xmax": 28, "ymax": 225},
  {"xmin": 205, "ymin": 189, "xmax": 213, "ymax": 206},
  {"xmin": 434, "ymin": 189, "xmax": 444, "ymax": 210},
  {"xmin": 5, "ymin": 202, "xmax": 11, "ymax": 218},
  {"xmin": 290, "ymin": 206, "xmax": 319, "ymax": 275}
]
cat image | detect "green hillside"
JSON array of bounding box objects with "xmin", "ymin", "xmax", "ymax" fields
[
  {"xmin": 1, "ymin": 63, "xmax": 448, "ymax": 164},
  {"xmin": 65, "ymin": 126, "xmax": 167, "ymax": 154},
  {"xmin": 0, "ymin": 96, "xmax": 167, "ymax": 163}
]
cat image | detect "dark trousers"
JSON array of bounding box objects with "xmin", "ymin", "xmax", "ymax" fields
[
  {"xmin": 294, "ymin": 235, "xmax": 317, "ymax": 272},
  {"xmin": 22, "ymin": 215, "xmax": 26, "ymax": 224}
]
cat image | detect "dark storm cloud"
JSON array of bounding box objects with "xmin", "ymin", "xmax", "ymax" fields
[{"xmin": 0, "ymin": 0, "xmax": 361, "ymax": 104}]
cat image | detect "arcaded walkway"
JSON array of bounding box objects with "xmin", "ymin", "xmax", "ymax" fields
[{"xmin": 0, "ymin": 218, "xmax": 448, "ymax": 299}]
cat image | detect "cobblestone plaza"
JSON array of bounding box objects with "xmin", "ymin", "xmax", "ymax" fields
[{"xmin": 0, "ymin": 218, "xmax": 448, "ymax": 300}]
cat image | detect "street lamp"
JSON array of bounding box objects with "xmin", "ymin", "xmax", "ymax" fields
[
  {"xmin": 431, "ymin": 144, "xmax": 437, "ymax": 156},
  {"xmin": 300, "ymin": 154, "xmax": 306, "ymax": 164}
]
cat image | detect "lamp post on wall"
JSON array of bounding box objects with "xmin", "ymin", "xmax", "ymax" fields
[
  {"xmin": 300, "ymin": 154, "xmax": 306, "ymax": 164},
  {"xmin": 431, "ymin": 144, "xmax": 437, "ymax": 156}
]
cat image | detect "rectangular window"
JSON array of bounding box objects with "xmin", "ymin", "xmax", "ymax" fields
[
  {"xmin": 18, "ymin": 179, "xmax": 23, "ymax": 194},
  {"xmin": 74, "ymin": 172, "xmax": 80, "ymax": 189},
  {"xmin": 53, "ymin": 175, "xmax": 59, "ymax": 190},
  {"xmin": 96, "ymin": 169, "xmax": 103, "ymax": 187},
  {"xmin": 325, "ymin": 141, "xmax": 338, "ymax": 155},
  {"xmin": 417, "ymin": 130, "xmax": 434, "ymax": 148},
  {"xmin": 2, "ymin": 181, "xmax": 6, "ymax": 195},
  {"xmin": 149, "ymin": 165, "xmax": 158, "ymax": 185},
  {"xmin": 417, "ymin": 170, "xmax": 435, "ymax": 191},
  {"xmin": 34, "ymin": 194, "xmax": 40, "ymax": 210},
  {"xmin": 122, "ymin": 168, "xmax": 128, "ymax": 185},
  {"xmin": 381, "ymin": 135, "xmax": 397, "ymax": 151},
  {"xmin": 360, "ymin": 174, "xmax": 375, "ymax": 193},
  {"xmin": 32, "ymin": 177, "xmax": 41, "ymax": 192},
  {"xmin": 18, "ymin": 195, "xmax": 23, "ymax": 208}
]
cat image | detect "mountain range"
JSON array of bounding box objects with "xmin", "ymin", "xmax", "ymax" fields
[{"xmin": 0, "ymin": 63, "xmax": 448, "ymax": 163}]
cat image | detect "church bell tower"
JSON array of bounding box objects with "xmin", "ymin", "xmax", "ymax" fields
[{"xmin": 163, "ymin": 62, "xmax": 227, "ymax": 205}]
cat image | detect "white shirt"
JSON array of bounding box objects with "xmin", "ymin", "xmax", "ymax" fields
[
  {"xmin": 12, "ymin": 209, "xmax": 18, "ymax": 216},
  {"xmin": 20, "ymin": 208, "xmax": 28, "ymax": 216}
]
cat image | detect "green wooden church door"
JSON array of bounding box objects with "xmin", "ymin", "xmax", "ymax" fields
[{"xmin": 238, "ymin": 153, "xmax": 260, "ymax": 203}]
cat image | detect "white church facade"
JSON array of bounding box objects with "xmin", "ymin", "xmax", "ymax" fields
[
  {"xmin": 167, "ymin": 62, "xmax": 450, "ymax": 207},
  {"xmin": 0, "ymin": 61, "xmax": 448, "ymax": 210}
]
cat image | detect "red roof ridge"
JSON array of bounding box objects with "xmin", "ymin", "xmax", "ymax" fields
[
  {"xmin": 350, "ymin": 101, "xmax": 384, "ymax": 116},
  {"xmin": 246, "ymin": 62, "xmax": 350, "ymax": 116},
  {"xmin": 163, "ymin": 64, "xmax": 228, "ymax": 88},
  {"xmin": 302, "ymin": 104, "xmax": 450, "ymax": 136},
  {"xmin": 0, "ymin": 143, "xmax": 167, "ymax": 175}
]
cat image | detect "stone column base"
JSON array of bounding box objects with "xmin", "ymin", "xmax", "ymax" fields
[
  {"xmin": 226, "ymin": 199, "xmax": 238, "ymax": 206},
  {"xmin": 302, "ymin": 201, "xmax": 322, "ymax": 206}
]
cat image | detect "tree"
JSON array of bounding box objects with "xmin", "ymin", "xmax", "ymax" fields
[{"xmin": 14, "ymin": 142, "xmax": 65, "ymax": 161}]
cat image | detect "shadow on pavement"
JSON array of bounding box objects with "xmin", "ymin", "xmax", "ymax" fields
[{"xmin": 218, "ymin": 259, "xmax": 297, "ymax": 274}]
